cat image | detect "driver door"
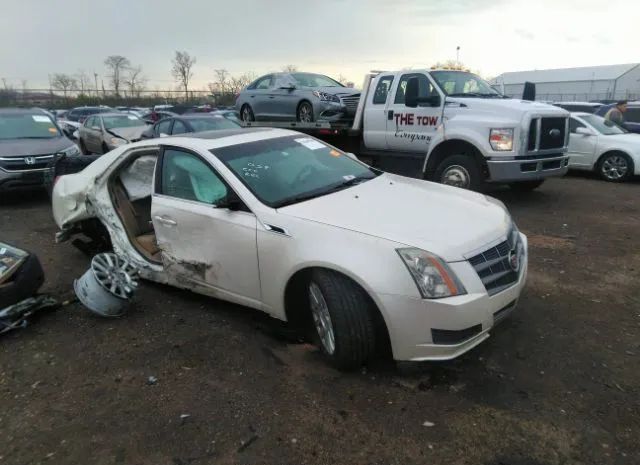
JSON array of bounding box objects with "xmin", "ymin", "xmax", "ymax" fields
[
  {"xmin": 567, "ymin": 117, "xmax": 597, "ymax": 168},
  {"xmin": 385, "ymin": 73, "xmax": 443, "ymax": 152},
  {"xmin": 151, "ymin": 146, "xmax": 261, "ymax": 307}
]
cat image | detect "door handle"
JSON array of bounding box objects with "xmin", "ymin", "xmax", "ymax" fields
[
  {"xmin": 154, "ymin": 215, "xmax": 177, "ymax": 226},
  {"xmin": 388, "ymin": 110, "xmax": 394, "ymax": 120}
]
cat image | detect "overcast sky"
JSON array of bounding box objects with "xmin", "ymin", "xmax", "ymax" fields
[{"xmin": 1, "ymin": 0, "xmax": 638, "ymax": 89}]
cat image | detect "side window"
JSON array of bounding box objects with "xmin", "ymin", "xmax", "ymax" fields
[
  {"xmin": 394, "ymin": 74, "xmax": 437, "ymax": 105},
  {"xmin": 569, "ymin": 118, "xmax": 586, "ymax": 133},
  {"xmin": 625, "ymin": 108, "xmax": 640, "ymax": 123},
  {"xmin": 92, "ymin": 117, "xmax": 102, "ymax": 130},
  {"xmin": 84, "ymin": 116, "xmax": 94, "ymax": 127},
  {"xmin": 160, "ymin": 149, "xmax": 228, "ymax": 205},
  {"xmin": 372, "ymin": 76, "xmax": 394, "ymax": 105},
  {"xmin": 172, "ymin": 120, "xmax": 188, "ymax": 135},
  {"xmin": 255, "ymin": 75, "xmax": 272, "ymax": 90},
  {"xmin": 157, "ymin": 119, "xmax": 172, "ymax": 135}
]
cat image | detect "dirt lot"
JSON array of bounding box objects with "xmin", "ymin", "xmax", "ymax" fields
[{"xmin": 1, "ymin": 173, "xmax": 639, "ymax": 465}]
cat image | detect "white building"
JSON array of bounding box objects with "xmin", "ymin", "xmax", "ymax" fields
[{"xmin": 490, "ymin": 64, "xmax": 640, "ymax": 102}]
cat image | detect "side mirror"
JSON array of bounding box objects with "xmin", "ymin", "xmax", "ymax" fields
[
  {"xmin": 159, "ymin": 133, "xmax": 168, "ymax": 138},
  {"xmin": 345, "ymin": 152, "xmax": 358, "ymax": 161},
  {"xmin": 575, "ymin": 127, "xmax": 594, "ymax": 136},
  {"xmin": 522, "ymin": 81, "xmax": 536, "ymax": 101},
  {"xmin": 217, "ymin": 191, "xmax": 242, "ymax": 211}
]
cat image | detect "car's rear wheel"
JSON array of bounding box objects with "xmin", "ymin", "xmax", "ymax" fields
[
  {"xmin": 308, "ymin": 269, "xmax": 375, "ymax": 370},
  {"xmin": 598, "ymin": 152, "xmax": 633, "ymax": 182},
  {"xmin": 297, "ymin": 101, "xmax": 314, "ymax": 123},
  {"xmin": 79, "ymin": 138, "xmax": 89, "ymax": 155},
  {"xmin": 241, "ymin": 104, "xmax": 255, "ymax": 122}
]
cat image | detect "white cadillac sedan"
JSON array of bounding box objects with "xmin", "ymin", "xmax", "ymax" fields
[
  {"xmin": 568, "ymin": 112, "xmax": 640, "ymax": 182},
  {"xmin": 52, "ymin": 128, "xmax": 527, "ymax": 369}
]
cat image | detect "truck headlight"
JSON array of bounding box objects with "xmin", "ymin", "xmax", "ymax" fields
[
  {"xmin": 312, "ymin": 91, "xmax": 340, "ymax": 103},
  {"xmin": 59, "ymin": 144, "xmax": 80, "ymax": 157},
  {"xmin": 397, "ymin": 248, "xmax": 466, "ymax": 299},
  {"xmin": 489, "ymin": 128, "xmax": 514, "ymax": 151}
]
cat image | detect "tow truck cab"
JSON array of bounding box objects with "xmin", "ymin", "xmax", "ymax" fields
[{"xmin": 359, "ymin": 69, "xmax": 570, "ymax": 190}]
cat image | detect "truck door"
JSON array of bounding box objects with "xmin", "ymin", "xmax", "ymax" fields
[
  {"xmin": 385, "ymin": 72, "xmax": 443, "ymax": 153},
  {"xmin": 362, "ymin": 74, "xmax": 395, "ymax": 150}
]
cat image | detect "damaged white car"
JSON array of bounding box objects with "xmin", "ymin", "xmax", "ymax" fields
[{"xmin": 52, "ymin": 128, "xmax": 528, "ymax": 369}]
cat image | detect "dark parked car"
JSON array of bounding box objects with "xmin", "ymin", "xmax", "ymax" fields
[
  {"xmin": 139, "ymin": 110, "xmax": 177, "ymax": 124},
  {"xmin": 65, "ymin": 106, "xmax": 112, "ymax": 123},
  {"xmin": 595, "ymin": 102, "xmax": 640, "ymax": 133},
  {"xmin": 553, "ymin": 102, "xmax": 603, "ymax": 113},
  {"xmin": 0, "ymin": 108, "xmax": 80, "ymax": 192},
  {"xmin": 140, "ymin": 114, "xmax": 241, "ymax": 139},
  {"xmin": 236, "ymin": 72, "xmax": 360, "ymax": 123}
]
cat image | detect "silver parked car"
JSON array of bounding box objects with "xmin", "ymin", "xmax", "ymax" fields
[
  {"xmin": 236, "ymin": 72, "xmax": 360, "ymax": 123},
  {"xmin": 78, "ymin": 113, "xmax": 148, "ymax": 154}
]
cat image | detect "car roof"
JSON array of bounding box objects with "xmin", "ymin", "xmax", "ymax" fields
[
  {"xmin": 0, "ymin": 107, "xmax": 50, "ymax": 115},
  {"xmin": 570, "ymin": 112, "xmax": 597, "ymax": 117},
  {"xmin": 555, "ymin": 101, "xmax": 602, "ymax": 106},
  {"xmin": 96, "ymin": 112, "xmax": 136, "ymax": 117}
]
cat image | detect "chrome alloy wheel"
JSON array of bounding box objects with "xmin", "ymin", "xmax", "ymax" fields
[
  {"xmin": 298, "ymin": 103, "xmax": 313, "ymax": 123},
  {"xmin": 441, "ymin": 164, "xmax": 471, "ymax": 188},
  {"xmin": 309, "ymin": 282, "xmax": 335, "ymax": 355},
  {"xmin": 601, "ymin": 155, "xmax": 628, "ymax": 180}
]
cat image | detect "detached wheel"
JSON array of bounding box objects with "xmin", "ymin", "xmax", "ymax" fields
[
  {"xmin": 434, "ymin": 154, "xmax": 483, "ymax": 191},
  {"xmin": 509, "ymin": 179, "xmax": 545, "ymax": 191},
  {"xmin": 79, "ymin": 138, "xmax": 89, "ymax": 155},
  {"xmin": 308, "ymin": 269, "xmax": 375, "ymax": 370},
  {"xmin": 598, "ymin": 152, "xmax": 633, "ymax": 182},
  {"xmin": 241, "ymin": 104, "xmax": 255, "ymax": 122},
  {"xmin": 297, "ymin": 101, "xmax": 314, "ymax": 123}
]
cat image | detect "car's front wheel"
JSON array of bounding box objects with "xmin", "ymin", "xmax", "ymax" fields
[
  {"xmin": 308, "ymin": 269, "xmax": 375, "ymax": 370},
  {"xmin": 297, "ymin": 101, "xmax": 314, "ymax": 123},
  {"xmin": 434, "ymin": 154, "xmax": 483, "ymax": 191},
  {"xmin": 598, "ymin": 152, "xmax": 633, "ymax": 182},
  {"xmin": 241, "ymin": 104, "xmax": 255, "ymax": 122}
]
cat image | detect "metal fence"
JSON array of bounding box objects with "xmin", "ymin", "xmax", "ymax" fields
[
  {"xmin": 503, "ymin": 92, "xmax": 640, "ymax": 103},
  {"xmin": 0, "ymin": 88, "xmax": 239, "ymax": 109}
]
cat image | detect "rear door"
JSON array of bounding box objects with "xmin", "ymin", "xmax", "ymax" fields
[
  {"xmin": 86, "ymin": 116, "xmax": 103, "ymax": 152},
  {"xmin": 250, "ymin": 75, "xmax": 274, "ymax": 119},
  {"xmin": 151, "ymin": 146, "xmax": 261, "ymax": 307},
  {"xmin": 385, "ymin": 72, "xmax": 443, "ymax": 153},
  {"xmin": 363, "ymin": 74, "xmax": 395, "ymax": 150},
  {"xmin": 567, "ymin": 117, "xmax": 597, "ymax": 168}
]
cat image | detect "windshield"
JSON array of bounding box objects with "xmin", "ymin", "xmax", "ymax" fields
[
  {"xmin": 212, "ymin": 135, "xmax": 379, "ymax": 207},
  {"xmin": 581, "ymin": 114, "xmax": 628, "ymax": 135},
  {"xmin": 290, "ymin": 73, "xmax": 344, "ymax": 88},
  {"xmin": 189, "ymin": 117, "xmax": 240, "ymax": 132},
  {"xmin": 0, "ymin": 113, "xmax": 60, "ymax": 139},
  {"xmin": 430, "ymin": 71, "xmax": 501, "ymax": 97},
  {"xmin": 103, "ymin": 115, "xmax": 144, "ymax": 129}
]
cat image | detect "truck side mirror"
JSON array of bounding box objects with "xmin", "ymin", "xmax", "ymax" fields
[
  {"xmin": 575, "ymin": 127, "xmax": 594, "ymax": 136},
  {"xmin": 405, "ymin": 77, "xmax": 419, "ymax": 108},
  {"xmin": 522, "ymin": 81, "xmax": 536, "ymax": 101}
]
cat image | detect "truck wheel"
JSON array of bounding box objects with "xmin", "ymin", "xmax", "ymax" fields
[
  {"xmin": 241, "ymin": 104, "xmax": 255, "ymax": 122},
  {"xmin": 79, "ymin": 139, "xmax": 89, "ymax": 155},
  {"xmin": 598, "ymin": 152, "xmax": 633, "ymax": 182},
  {"xmin": 434, "ymin": 155, "xmax": 483, "ymax": 191},
  {"xmin": 297, "ymin": 101, "xmax": 314, "ymax": 123},
  {"xmin": 509, "ymin": 180, "xmax": 545, "ymax": 191},
  {"xmin": 308, "ymin": 269, "xmax": 375, "ymax": 370}
]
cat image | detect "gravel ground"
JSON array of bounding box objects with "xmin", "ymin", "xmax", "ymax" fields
[{"xmin": 0, "ymin": 173, "xmax": 639, "ymax": 465}]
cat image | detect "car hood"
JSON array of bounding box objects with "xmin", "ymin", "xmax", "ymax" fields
[
  {"xmin": 0, "ymin": 136, "xmax": 75, "ymax": 157},
  {"xmin": 312, "ymin": 86, "xmax": 360, "ymax": 97},
  {"xmin": 107, "ymin": 126, "xmax": 148, "ymax": 141},
  {"xmin": 279, "ymin": 173, "xmax": 512, "ymax": 261},
  {"xmin": 446, "ymin": 97, "xmax": 568, "ymax": 120},
  {"xmin": 597, "ymin": 132, "xmax": 640, "ymax": 148}
]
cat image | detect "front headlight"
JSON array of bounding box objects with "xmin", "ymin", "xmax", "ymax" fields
[
  {"xmin": 59, "ymin": 144, "xmax": 80, "ymax": 157},
  {"xmin": 312, "ymin": 91, "xmax": 340, "ymax": 103},
  {"xmin": 397, "ymin": 248, "xmax": 466, "ymax": 299},
  {"xmin": 489, "ymin": 128, "xmax": 514, "ymax": 151},
  {"xmin": 110, "ymin": 137, "xmax": 128, "ymax": 147}
]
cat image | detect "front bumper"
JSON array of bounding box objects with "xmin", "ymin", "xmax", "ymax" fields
[
  {"xmin": 0, "ymin": 168, "xmax": 47, "ymax": 192},
  {"xmin": 377, "ymin": 234, "xmax": 528, "ymax": 361},
  {"xmin": 486, "ymin": 154, "xmax": 569, "ymax": 183},
  {"xmin": 317, "ymin": 101, "xmax": 350, "ymax": 122}
]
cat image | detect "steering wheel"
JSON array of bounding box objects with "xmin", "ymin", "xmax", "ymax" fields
[{"xmin": 292, "ymin": 165, "xmax": 318, "ymax": 186}]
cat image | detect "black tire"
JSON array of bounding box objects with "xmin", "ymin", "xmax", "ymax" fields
[
  {"xmin": 101, "ymin": 142, "xmax": 110, "ymax": 154},
  {"xmin": 308, "ymin": 269, "xmax": 375, "ymax": 370},
  {"xmin": 296, "ymin": 101, "xmax": 315, "ymax": 123},
  {"xmin": 240, "ymin": 104, "xmax": 255, "ymax": 122},
  {"xmin": 79, "ymin": 138, "xmax": 89, "ymax": 155},
  {"xmin": 509, "ymin": 180, "xmax": 545, "ymax": 191},
  {"xmin": 433, "ymin": 154, "xmax": 483, "ymax": 191},
  {"xmin": 597, "ymin": 152, "xmax": 633, "ymax": 182},
  {"xmin": 0, "ymin": 248, "xmax": 45, "ymax": 308}
]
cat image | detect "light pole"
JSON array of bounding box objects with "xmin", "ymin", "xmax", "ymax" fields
[{"xmin": 456, "ymin": 46, "xmax": 460, "ymax": 66}]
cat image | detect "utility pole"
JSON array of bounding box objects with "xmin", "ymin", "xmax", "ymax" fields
[
  {"xmin": 93, "ymin": 72, "xmax": 99, "ymax": 97},
  {"xmin": 456, "ymin": 46, "xmax": 460, "ymax": 66}
]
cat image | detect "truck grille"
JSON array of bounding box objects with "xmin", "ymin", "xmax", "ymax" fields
[
  {"xmin": 0, "ymin": 154, "xmax": 55, "ymax": 172},
  {"xmin": 527, "ymin": 117, "xmax": 567, "ymax": 152},
  {"xmin": 468, "ymin": 229, "xmax": 522, "ymax": 296},
  {"xmin": 340, "ymin": 94, "xmax": 360, "ymax": 114}
]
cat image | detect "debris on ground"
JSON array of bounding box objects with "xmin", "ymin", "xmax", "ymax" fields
[
  {"xmin": 0, "ymin": 242, "xmax": 45, "ymax": 307},
  {"xmin": 74, "ymin": 253, "xmax": 138, "ymax": 318},
  {"xmin": 0, "ymin": 296, "xmax": 59, "ymax": 335},
  {"xmin": 237, "ymin": 434, "xmax": 259, "ymax": 452},
  {"xmin": 147, "ymin": 376, "xmax": 158, "ymax": 385},
  {"xmin": 422, "ymin": 421, "xmax": 435, "ymax": 427}
]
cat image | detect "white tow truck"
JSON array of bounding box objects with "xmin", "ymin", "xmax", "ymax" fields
[{"xmin": 244, "ymin": 69, "xmax": 571, "ymax": 191}]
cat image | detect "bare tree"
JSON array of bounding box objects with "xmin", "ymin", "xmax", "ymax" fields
[
  {"xmin": 210, "ymin": 69, "xmax": 230, "ymax": 94},
  {"xmin": 124, "ymin": 65, "xmax": 147, "ymax": 97},
  {"xmin": 104, "ymin": 55, "xmax": 131, "ymax": 96},
  {"xmin": 431, "ymin": 60, "xmax": 467, "ymax": 70},
  {"xmin": 282, "ymin": 64, "xmax": 298, "ymax": 73},
  {"xmin": 171, "ymin": 51, "xmax": 196, "ymax": 99},
  {"xmin": 51, "ymin": 73, "xmax": 78, "ymax": 100},
  {"xmin": 228, "ymin": 72, "xmax": 256, "ymax": 94},
  {"xmin": 76, "ymin": 70, "xmax": 92, "ymax": 95}
]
